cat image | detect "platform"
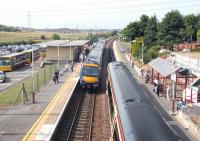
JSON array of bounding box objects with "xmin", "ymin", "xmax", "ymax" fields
[
  {"xmin": 23, "ymin": 64, "xmax": 80, "ymax": 141},
  {"xmin": 0, "ymin": 63, "xmax": 81, "ymax": 141}
]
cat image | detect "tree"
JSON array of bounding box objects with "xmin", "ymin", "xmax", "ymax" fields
[
  {"xmin": 40, "ymin": 35, "xmax": 46, "ymax": 40},
  {"xmin": 144, "ymin": 15, "xmax": 158, "ymax": 47},
  {"xmin": 131, "ymin": 37, "xmax": 143, "ymax": 58},
  {"xmin": 139, "ymin": 14, "xmax": 149, "ymax": 36},
  {"xmin": 121, "ymin": 15, "xmax": 149, "ymax": 41},
  {"xmin": 197, "ymin": 29, "xmax": 200, "ymax": 44},
  {"xmin": 157, "ymin": 10, "xmax": 184, "ymax": 51},
  {"xmin": 51, "ymin": 34, "xmax": 60, "ymax": 40},
  {"xmin": 109, "ymin": 30, "xmax": 118, "ymax": 36},
  {"xmin": 184, "ymin": 14, "xmax": 200, "ymax": 41},
  {"xmin": 121, "ymin": 21, "xmax": 141, "ymax": 40}
]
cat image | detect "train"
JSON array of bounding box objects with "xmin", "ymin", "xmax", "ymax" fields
[
  {"xmin": 107, "ymin": 61, "xmax": 178, "ymax": 141},
  {"xmin": 0, "ymin": 47, "xmax": 40, "ymax": 71},
  {"xmin": 79, "ymin": 41, "xmax": 104, "ymax": 89}
]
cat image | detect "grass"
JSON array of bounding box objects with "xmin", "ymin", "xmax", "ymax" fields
[
  {"xmin": 0, "ymin": 64, "xmax": 57, "ymax": 106},
  {"xmin": 192, "ymin": 48, "xmax": 200, "ymax": 52},
  {"xmin": 0, "ymin": 31, "xmax": 85, "ymax": 43}
]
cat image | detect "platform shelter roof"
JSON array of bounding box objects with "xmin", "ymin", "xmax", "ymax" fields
[{"xmin": 148, "ymin": 57, "xmax": 181, "ymax": 77}]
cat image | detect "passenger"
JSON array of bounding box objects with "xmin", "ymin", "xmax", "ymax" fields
[
  {"xmin": 71, "ymin": 62, "xmax": 74, "ymax": 72},
  {"xmin": 54, "ymin": 70, "xmax": 59, "ymax": 83},
  {"xmin": 145, "ymin": 74, "xmax": 149, "ymax": 83},
  {"xmin": 65, "ymin": 63, "xmax": 68, "ymax": 72},
  {"xmin": 140, "ymin": 69, "xmax": 144, "ymax": 77},
  {"xmin": 156, "ymin": 82, "xmax": 161, "ymax": 97},
  {"xmin": 156, "ymin": 80, "xmax": 162, "ymax": 97},
  {"xmin": 79, "ymin": 53, "xmax": 83, "ymax": 63},
  {"xmin": 53, "ymin": 75, "xmax": 57, "ymax": 84},
  {"xmin": 153, "ymin": 79, "xmax": 158, "ymax": 92},
  {"xmin": 177, "ymin": 98, "xmax": 185, "ymax": 111}
]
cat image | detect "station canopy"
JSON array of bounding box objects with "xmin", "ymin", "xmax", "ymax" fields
[{"xmin": 148, "ymin": 57, "xmax": 181, "ymax": 77}]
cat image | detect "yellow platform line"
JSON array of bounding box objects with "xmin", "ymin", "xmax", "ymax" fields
[{"xmin": 22, "ymin": 80, "xmax": 67, "ymax": 141}]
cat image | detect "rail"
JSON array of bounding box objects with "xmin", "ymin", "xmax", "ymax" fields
[
  {"xmin": 66, "ymin": 92, "xmax": 83, "ymax": 140},
  {"xmin": 67, "ymin": 93, "xmax": 96, "ymax": 140},
  {"xmin": 50, "ymin": 88, "xmax": 96, "ymax": 141}
]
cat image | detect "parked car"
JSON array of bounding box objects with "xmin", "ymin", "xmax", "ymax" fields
[{"xmin": 0, "ymin": 71, "xmax": 6, "ymax": 83}]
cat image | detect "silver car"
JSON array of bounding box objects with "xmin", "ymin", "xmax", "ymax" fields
[{"xmin": 0, "ymin": 71, "xmax": 6, "ymax": 83}]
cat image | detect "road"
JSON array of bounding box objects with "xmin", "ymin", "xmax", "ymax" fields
[{"xmin": 0, "ymin": 63, "xmax": 41, "ymax": 92}]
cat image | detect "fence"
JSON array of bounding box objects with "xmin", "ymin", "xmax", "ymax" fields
[{"xmin": 0, "ymin": 64, "xmax": 57, "ymax": 106}]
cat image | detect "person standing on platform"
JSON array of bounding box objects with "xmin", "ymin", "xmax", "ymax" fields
[
  {"xmin": 156, "ymin": 81, "xmax": 161, "ymax": 97},
  {"xmin": 71, "ymin": 62, "xmax": 74, "ymax": 72},
  {"xmin": 54, "ymin": 70, "xmax": 59, "ymax": 83},
  {"xmin": 65, "ymin": 63, "xmax": 69, "ymax": 72},
  {"xmin": 53, "ymin": 74, "xmax": 57, "ymax": 84}
]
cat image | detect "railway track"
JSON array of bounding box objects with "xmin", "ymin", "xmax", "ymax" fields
[
  {"xmin": 68, "ymin": 93, "xmax": 95, "ymax": 141},
  {"xmin": 51, "ymin": 38, "xmax": 115, "ymax": 141},
  {"xmin": 51, "ymin": 85, "xmax": 96, "ymax": 141}
]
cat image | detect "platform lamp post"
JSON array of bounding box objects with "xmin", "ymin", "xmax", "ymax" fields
[
  {"xmin": 31, "ymin": 43, "xmax": 35, "ymax": 103},
  {"xmin": 141, "ymin": 42, "xmax": 144, "ymax": 66},
  {"xmin": 70, "ymin": 39, "xmax": 72, "ymax": 62},
  {"xmin": 57, "ymin": 42, "xmax": 60, "ymax": 70}
]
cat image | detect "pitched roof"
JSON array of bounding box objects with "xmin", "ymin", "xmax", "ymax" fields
[
  {"xmin": 60, "ymin": 40, "xmax": 90, "ymax": 47},
  {"xmin": 148, "ymin": 57, "xmax": 180, "ymax": 77}
]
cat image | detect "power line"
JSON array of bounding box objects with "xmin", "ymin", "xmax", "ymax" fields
[
  {"xmin": 1, "ymin": 0, "xmax": 199, "ymax": 16},
  {"xmin": 2, "ymin": 0, "xmax": 199, "ymax": 10},
  {"xmin": 16, "ymin": 4, "xmax": 200, "ymax": 16}
]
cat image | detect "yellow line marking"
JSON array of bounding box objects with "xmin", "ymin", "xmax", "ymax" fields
[{"xmin": 22, "ymin": 81, "xmax": 67, "ymax": 141}]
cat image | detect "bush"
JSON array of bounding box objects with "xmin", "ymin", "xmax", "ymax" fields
[
  {"xmin": 51, "ymin": 34, "xmax": 60, "ymax": 40},
  {"xmin": 40, "ymin": 35, "xmax": 46, "ymax": 40},
  {"xmin": 143, "ymin": 45, "xmax": 160, "ymax": 63}
]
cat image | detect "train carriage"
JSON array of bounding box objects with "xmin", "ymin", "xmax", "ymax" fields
[
  {"xmin": 0, "ymin": 47, "xmax": 41, "ymax": 71},
  {"xmin": 23, "ymin": 48, "xmax": 40, "ymax": 64},
  {"xmin": 80, "ymin": 41, "xmax": 104, "ymax": 89},
  {"xmin": 0, "ymin": 52, "xmax": 27, "ymax": 71},
  {"xmin": 107, "ymin": 61, "xmax": 178, "ymax": 141}
]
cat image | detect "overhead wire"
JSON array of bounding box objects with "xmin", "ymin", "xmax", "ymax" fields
[
  {"xmin": 2, "ymin": 0, "xmax": 199, "ymax": 11},
  {"xmin": 3, "ymin": 0, "xmax": 199, "ymax": 16}
]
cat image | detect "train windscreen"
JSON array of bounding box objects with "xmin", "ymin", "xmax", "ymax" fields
[{"xmin": 82, "ymin": 66, "xmax": 99, "ymax": 77}]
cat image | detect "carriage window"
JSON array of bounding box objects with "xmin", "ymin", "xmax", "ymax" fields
[
  {"xmin": 0, "ymin": 60, "xmax": 10, "ymax": 66},
  {"xmin": 82, "ymin": 66, "xmax": 99, "ymax": 77}
]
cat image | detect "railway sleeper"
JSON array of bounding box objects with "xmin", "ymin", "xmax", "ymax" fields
[
  {"xmin": 80, "ymin": 105, "xmax": 91, "ymax": 108},
  {"xmin": 76, "ymin": 115, "xmax": 91, "ymax": 119},
  {"xmin": 76, "ymin": 118, "xmax": 90, "ymax": 123},
  {"xmin": 69, "ymin": 135, "xmax": 89, "ymax": 141},
  {"xmin": 79, "ymin": 112, "xmax": 91, "ymax": 116},
  {"xmin": 74, "ymin": 124, "xmax": 89, "ymax": 129},
  {"xmin": 78, "ymin": 113, "xmax": 91, "ymax": 117},
  {"xmin": 71, "ymin": 131, "xmax": 89, "ymax": 137},
  {"xmin": 78, "ymin": 108, "xmax": 91, "ymax": 112}
]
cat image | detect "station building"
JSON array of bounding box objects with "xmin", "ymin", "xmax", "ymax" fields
[{"xmin": 38, "ymin": 40, "xmax": 90, "ymax": 61}]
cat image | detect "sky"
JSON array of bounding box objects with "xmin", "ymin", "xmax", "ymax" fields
[{"xmin": 0, "ymin": 0, "xmax": 200, "ymax": 29}]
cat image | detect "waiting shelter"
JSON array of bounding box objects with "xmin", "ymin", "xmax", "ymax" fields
[{"xmin": 148, "ymin": 57, "xmax": 197, "ymax": 99}]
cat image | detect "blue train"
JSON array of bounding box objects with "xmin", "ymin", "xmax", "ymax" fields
[
  {"xmin": 80, "ymin": 41, "xmax": 104, "ymax": 89},
  {"xmin": 107, "ymin": 61, "xmax": 178, "ymax": 141}
]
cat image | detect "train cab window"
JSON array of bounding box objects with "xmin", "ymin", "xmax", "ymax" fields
[{"xmin": 82, "ymin": 66, "xmax": 99, "ymax": 77}]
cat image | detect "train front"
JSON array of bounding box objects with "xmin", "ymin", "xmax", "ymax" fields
[{"xmin": 80, "ymin": 63, "xmax": 101, "ymax": 89}]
